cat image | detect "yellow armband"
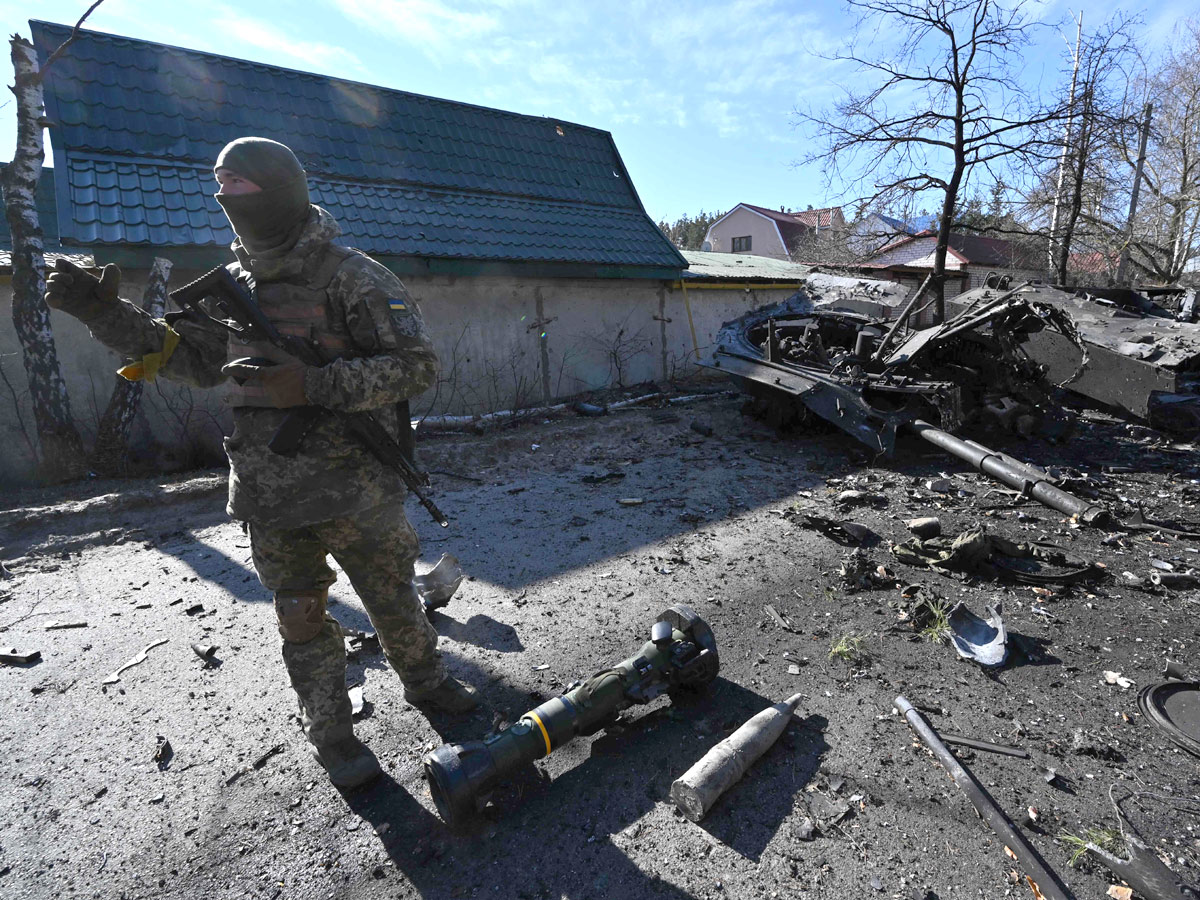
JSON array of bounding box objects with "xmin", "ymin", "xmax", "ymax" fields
[{"xmin": 117, "ymin": 325, "xmax": 181, "ymax": 383}]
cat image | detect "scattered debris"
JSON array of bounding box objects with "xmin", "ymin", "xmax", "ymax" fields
[
  {"xmin": 893, "ymin": 526, "xmax": 1104, "ymax": 583},
  {"xmin": 670, "ymin": 693, "xmax": 802, "ymax": 822},
  {"xmin": 581, "ymin": 471, "xmax": 624, "ymax": 485},
  {"xmin": 807, "ymin": 792, "xmax": 852, "ymax": 829},
  {"xmin": 1106, "ymin": 886, "xmax": 1133, "ymax": 900},
  {"xmin": 1149, "ymin": 571, "xmax": 1200, "ymax": 589},
  {"xmin": 763, "ymin": 604, "xmax": 795, "ymax": 633},
  {"xmin": 792, "ymin": 816, "xmax": 815, "ymax": 841},
  {"xmin": 835, "ymin": 490, "xmax": 886, "ymax": 507},
  {"xmin": 940, "ymin": 733, "xmax": 1029, "ymax": 759},
  {"xmin": 153, "ymin": 735, "xmax": 173, "ymax": 770},
  {"xmin": 344, "ymin": 630, "xmax": 380, "ymax": 659},
  {"xmin": 43, "ymin": 620, "xmax": 87, "ymax": 630},
  {"xmin": 224, "ymin": 743, "xmax": 286, "ymax": 786},
  {"xmin": 190, "ymin": 642, "xmax": 218, "ymax": 663},
  {"xmin": 414, "ymin": 553, "xmax": 464, "ymax": 612},
  {"xmin": 102, "ymin": 638, "xmax": 169, "ymax": 685},
  {"xmin": 947, "ymin": 602, "xmax": 1008, "ymax": 667},
  {"xmin": 907, "ymin": 516, "xmax": 942, "ymax": 539},
  {"xmin": 839, "ymin": 549, "xmax": 884, "ymax": 592},
  {"xmin": 895, "ymin": 696, "xmax": 1073, "ymax": 900},
  {"xmin": 1086, "ymin": 790, "xmax": 1200, "ymax": 900},
  {"xmin": 183, "ymin": 604, "xmax": 204, "ymax": 616},
  {"xmin": 1103, "ymin": 671, "xmax": 1135, "ymax": 690},
  {"xmin": 793, "ymin": 512, "xmax": 878, "ymax": 546},
  {"xmin": 0, "ymin": 648, "xmax": 41, "ymax": 665},
  {"xmin": 617, "ymin": 498, "xmax": 644, "ymax": 507},
  {"xmin": 1072, "ymin": 728, "xmax": 1124, "ymax": 762},
  {"xmin": 349, "ymin": 685, "xmax": 366, "ymax": 718}
]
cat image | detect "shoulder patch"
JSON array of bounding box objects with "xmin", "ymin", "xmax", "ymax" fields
[{"xmin": 387, "ymin": 297, "xmax": 410, "ymax": 314}]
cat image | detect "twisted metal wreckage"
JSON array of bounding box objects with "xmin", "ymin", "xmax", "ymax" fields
[{"xmin": 700, "ymin": 276, "xmax": 1173, "ymax": 527}]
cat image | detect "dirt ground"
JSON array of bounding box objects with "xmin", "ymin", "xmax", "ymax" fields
[{"xmin": 1, "ymin": 391, "xmax": 1198, "ymax": 900}]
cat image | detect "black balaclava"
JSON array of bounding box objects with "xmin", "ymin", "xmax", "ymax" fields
[{"xmin": 214, "ymin": 137, "xmax": 311, "ymax": 254}]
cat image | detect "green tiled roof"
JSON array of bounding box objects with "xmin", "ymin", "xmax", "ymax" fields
[{"xmin": 31, "ymin": 21, "xmax": 686, "ymax": 273}]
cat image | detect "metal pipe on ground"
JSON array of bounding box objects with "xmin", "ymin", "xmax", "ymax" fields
[
  {"xmin": 895, "ymin": 696, "xmax": 1075, "ymax": 900},
  {"xmin": 962, "ymin": 440, "xmax": 1058, "ymax": 487},
  {"xmin": 907, "ymin": 420, "xmax": 1112, "ymax": 526}
]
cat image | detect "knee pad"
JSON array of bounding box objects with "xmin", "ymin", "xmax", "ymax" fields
[{"xmin": 274, "ymin": 588, "xmax": 329, "ymax": 643}]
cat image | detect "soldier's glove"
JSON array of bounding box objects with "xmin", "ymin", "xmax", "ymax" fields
[
  {"xmin": 220, "ymin": 358, "xmax": 311, "ymax": 408},
  {"xmin": 45, "ymin": 259, "xmax": 122, "ymax": 321}
]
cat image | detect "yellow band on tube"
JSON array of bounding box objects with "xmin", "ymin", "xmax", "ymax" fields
[
  {"xmin": 528, "ymin": 711, "xmax": 552, "ymax": 756},
  {"xmin": 118, "ymin": 325, "xmax": 181, "ymax": 383}
]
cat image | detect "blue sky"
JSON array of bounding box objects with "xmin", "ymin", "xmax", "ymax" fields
[{"xmin": 2, "ymin": 0, "xmax": 1195, "ymax": 223}]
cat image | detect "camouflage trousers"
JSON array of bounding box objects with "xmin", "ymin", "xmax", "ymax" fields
[{"xmin": 249, "ymin": 503, "xmax": 446, "ymax": 746}]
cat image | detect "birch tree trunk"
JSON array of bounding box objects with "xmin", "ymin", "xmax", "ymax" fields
[
  {"xmin": 89, "ymin": 257, "xmax": 172, "ymax": 476},
  {"xmin": 2, "ymin": 35, "xmax": 86, "ymax": 481}
]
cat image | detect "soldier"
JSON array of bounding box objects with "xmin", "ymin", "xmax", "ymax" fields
[{"xmin": 45, "ymin": 137, "xmax": 478, "ymax": 789}]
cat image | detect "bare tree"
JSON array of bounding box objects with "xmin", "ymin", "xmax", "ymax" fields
[
  {"xmin": 89, "ymin": 258, "xmax": 172, "ymax": 476},
  {"xmin": 1042, "ymin": 15, "xmax": 1140, "ymax": 284},
  {"xmin": 797, "ymin": 0, "xmax": 1066, "ymax": 319},
  {"xmin": 2, "ymin": 2, "xmax": 106, "ymax": 481},
  {"xmin": 1115, "ymin": 20, "xmax": 1200, "ymax": 283}
]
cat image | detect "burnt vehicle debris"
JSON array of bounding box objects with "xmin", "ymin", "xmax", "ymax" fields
[
  {"xmin": 704, "ymin": 283, "xmax": 1112, "ymax": 524},
  {"xmin": 953, "ymin": 283, "xmax": 1200, "ymax": 434},
  {"xmin": 705, "ymin": 284, "xmax": 1082, "ymax": 455}
]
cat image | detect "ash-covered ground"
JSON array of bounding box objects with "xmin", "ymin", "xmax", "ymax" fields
[{"xmin": 1, "ymin": 392, "xmax": 1197, "ymax": 900}]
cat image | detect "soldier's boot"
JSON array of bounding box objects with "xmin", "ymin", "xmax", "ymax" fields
[
  {"xmin": 405, "ymin": 675, "xmax": 480, "ymax": 713},
  {"xmin": 278, "ymin": 592, "xmax": 381, "ymax": 789}
]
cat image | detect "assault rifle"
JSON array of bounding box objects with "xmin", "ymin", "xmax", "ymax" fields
[{"xmin": 169, "ymin": 266, "xmax": 449, "ymax": 527}]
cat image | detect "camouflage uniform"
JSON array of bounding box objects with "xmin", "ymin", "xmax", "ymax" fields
[{"xmin": 82, "ymin": 205, "xmax": 447, "ymax": 745}]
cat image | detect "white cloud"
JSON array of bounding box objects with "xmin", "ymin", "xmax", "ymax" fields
[
  {"xmin": 211, "ymin": 6, "xmax": 365, "ymax": 74},
  {"xmin": 329, "ymin": 0, "xmax": 503, "ymax": 53}
]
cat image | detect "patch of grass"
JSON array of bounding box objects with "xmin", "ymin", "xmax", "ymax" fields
[
  {"xmin": 1057, "ymin": 826, "xmax": 1123, "ymax": 867},
  {"xmin": 919, "ymin": 599, "xmax": 952, "ymax": 643},
  {"xmin": 829, "ymin": 633, "xmax": 866, "ymax": 664}
]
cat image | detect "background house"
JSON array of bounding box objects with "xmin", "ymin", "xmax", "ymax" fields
[
  {"xmin": 3, "ymin": 21, "xmax": 804, "ymax": 482},
  {"xmin": 861, "ymin": 230, "xmax": 1043, "ymax": 313},
  {"xmin": 704, "ymin": 204, "xmax": 845, "ymax": 261},
  {"xmin": 846, "ymin": 211, "xmax": 939, "ymax": 258}
]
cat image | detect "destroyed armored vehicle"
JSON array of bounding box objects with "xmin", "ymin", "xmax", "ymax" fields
[
  {"xmin": 704, "ymin": 281, "xmax": 1112, "ymax": 525},
  {"xmin": 705, "ymin": 284, "xmax": 1082, "ymax": 456},
  {"xmin": 950, "ymin": 283, "xmax": 1200, "ymax": 434}
]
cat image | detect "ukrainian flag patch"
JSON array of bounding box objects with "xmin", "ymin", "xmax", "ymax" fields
[{"xmin": 388, "ymin": 297, "xmax": 408, "ymax": 313}]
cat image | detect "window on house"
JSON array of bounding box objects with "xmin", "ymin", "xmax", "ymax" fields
[{"xmin": 731, "ymin": 236, "xmax": 752, "ymax": 252}]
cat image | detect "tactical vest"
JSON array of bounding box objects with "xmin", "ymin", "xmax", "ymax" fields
[{"xmin": 225, "ymin": 244, "xmax": 359, "ymax": 407}]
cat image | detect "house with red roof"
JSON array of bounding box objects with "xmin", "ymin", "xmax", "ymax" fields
[
  {"xmin": 862, "ymin": 230, "xmax": 1044, "ymax": 303},
  {"xmin": 703, "ymin": 203, "xmax": 845, "ymax": 261}
]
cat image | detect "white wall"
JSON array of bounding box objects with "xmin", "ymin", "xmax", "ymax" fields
[
  {"xmin": 0, "ymin": 270, "xmax": 801, "ymax": 483},
  {"xmin": 706, "ymin": 208, "xmax": 788, "ymax": 259}
]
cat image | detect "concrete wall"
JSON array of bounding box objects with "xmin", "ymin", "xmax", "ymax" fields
[
  {"xmin": 0, "ymin": 268, "xmax": 799, "ymax": 484},
  {"xmin": 706, "ymin": 208, "xmax": 787, "ymax": 259},
  {"xmin": 0, "ymin": 267, "xmax": 229, "ymax": 484}
]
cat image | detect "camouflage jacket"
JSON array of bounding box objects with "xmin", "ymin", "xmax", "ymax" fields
[{"xmin": 84, "ymin": 207, "xmax": 439, "ymax": 527}]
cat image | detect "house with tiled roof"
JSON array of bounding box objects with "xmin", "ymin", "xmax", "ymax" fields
[
  {"xmin": 3, "ymin": 20, "xmax": 798, "ymax": 469},
  {"xmin": 703, "ymin": 204, "xmax": 845, "ymax": 261},
  {"xmin": 31, "ymin": 20, "xmax": 684, "ymax": 278},
  {"xmin": 861, "ymin": 230, "xmax": 1044, "ymax": 309}
]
